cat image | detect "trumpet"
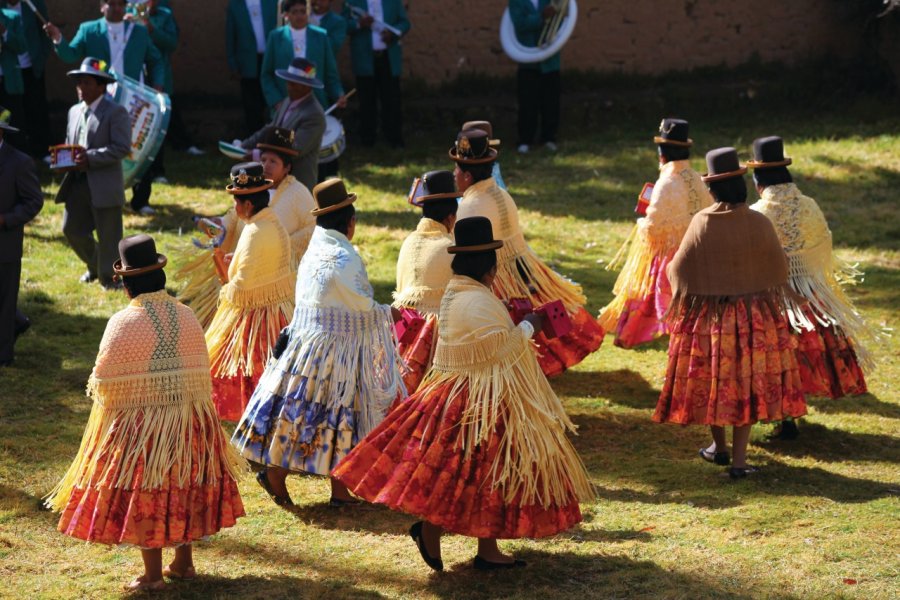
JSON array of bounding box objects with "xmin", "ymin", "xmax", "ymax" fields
[{"xmin": 538, "ymin": 0, "xmax": 569, "ymax": 48}]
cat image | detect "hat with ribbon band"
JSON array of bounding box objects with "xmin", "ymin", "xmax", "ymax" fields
[
  {"xmin": 448, "ymin": 216, "xmax": 504, "ymax": 254},
  {"xmin": 67, "ymin": 56, "xmax": 117, "ymax": 82},
  {"xmin": 701, "ymin": 147, "xmax": 747, "ymax": 183},
  {"xmin": 449, "ymin": 129, "xmax": 498, "ymax": 164},
  {"xmin": 653, "ymin": 118, "xmax": 692, "ymax": 147},
  {"xmin": 275, "ymin": 57, "xmax": 324, "ymax": 89},
  {"xmin": 113, "ymin": 234, "xmax": 167, "ymax": 277},
  {"xmin": 257, "ymin": 127, "xmax": 300, "ymax": 157},
  {"xmin": 311, "ymin": 178, "xmax": 357, "ymax": 216},
  {"xmin": 747, "ymin": 136, "xmax": 793, "ymax": 169},
  {"xmin": 226, "ymin": 162, "xmax": 275, "ymax": 195}
]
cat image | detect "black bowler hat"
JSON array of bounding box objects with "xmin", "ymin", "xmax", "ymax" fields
[
  {"xmin": 747, "ymin": 136, "xmax": 792, "ymax": 169},
  {"xmin": 257, "ymin": 127, "xmax": 299, "ymax": 157},
  {"xmin": 654, "ymin": 118, "xmax": 692, "ymax": 147},
  {"xmin": 67, "ymin": 56, "xmax": 117, "ymax": 82},
  {"xmin": 419, "ymin": 170, "xmax": 459, "ymax": 203},
  {"xmin": 311, "ymin": 178, "xmax": 357, "ymax": 215},
  {"xmin": 226, "ymin": 161, "xmax": 274, "ymax": 195},
  {"xmin": 701, "ymin": 147, "xmax": 747, "ymax": 183},
  {"xmin": 113, "ymin": 234, "xmax": 167, "ymax": 277},
  {"xmin": 461, "ymin": 120, "xmax": 500, "ymax": 147},
  {"xmin": 449, "ymin": 129, "xmax": 498, "ymax": 164},
  {"xmin": 275, "ymin": 57, "xmax": 324, "ymax": 89},
  {"xmin": 447, "ymin": 216, "xmax": 503, "ymax": 254}
]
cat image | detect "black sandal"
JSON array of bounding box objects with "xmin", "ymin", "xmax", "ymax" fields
[
  {"xmin": 409, "ymin": 521, "xmax": 443, "ymax": 572},
  {"xmin": 256, "ymin": 469, "xmax": 294, "ymax": 507},
  {"xmin": 328, "ymin": 496, "xmax": 363, "ymax": 508},
  {"xmin": 699, "ymin": 447, "xmax": 731, "ymax": 466},
  {"xmin": 473, "ymin": 555, "xmax": 527, "ymax": 570},
  {"xmin": 728, "ymin": 465, "xmax": 761, "ymax": 479}
]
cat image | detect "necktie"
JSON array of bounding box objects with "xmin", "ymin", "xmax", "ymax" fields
[{"xmin": 78, "ymin": 107, "xmax": 91, "ymax": 147}]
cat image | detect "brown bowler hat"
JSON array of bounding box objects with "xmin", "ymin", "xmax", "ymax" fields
[
  {"xmin": 226, "ymin": 161, "xmax": 275, "ymax": 195},
  {"xmin": 113, "ymin": 234, "xmax": 167, "ymax": 277},
  {"xmin": 747, "ymin": 136, "xmax": 793, "ymax": 169},
  {"xmin": 257, "ymin": 127, "xmax": 300, "ymax": 157},
  {"xmin": 449, "ymin": 129, "xmax": 498, "ymax": 165},
  {"xmin": 311, "ymin": 178, "xmax": 357, "ymax": 215},
  {"xmin": 448, "ymin": 216, "xmax": 503, "ymax": 254},
  {"xmin": 461, "ymin": 120, "xmax": 500, "ymax": 147},
  {"xmin": 701, "ymin": 147, "xmax": 747, "ymax": 183},
  {"xmin": 419, "ymin": 170, "xmax": 459, "ymax": 203},
  {"xmin": 653, "ymin": 118, "xmax": 692, "ymax": 147}
]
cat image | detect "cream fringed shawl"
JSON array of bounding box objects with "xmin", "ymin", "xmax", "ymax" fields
[
  {"xmin": 421, "ymin": 275, "xmax": 595, "ymax": 508},
  {"xmin": 393, "ymin": 218, "xmax": 454, "ymax": 315},
  {"xmin": 45, "ymin": 291, "xmax": 243, "ymax": 509},
  {"xmin": 457, "ymin": 178, "xmax": 586, "ymax": 312},
  {"xmin": 751, "ymin": 183, "xmax": 875, "ymax": 368},
  {"xmin": 206, "ymin": 208, "xmax": 296, "ymax": 377}
]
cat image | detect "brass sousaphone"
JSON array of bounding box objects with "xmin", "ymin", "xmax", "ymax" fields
[{"xmin": 500, "ymin": 0, "xmax": 578, "ymax": 63}]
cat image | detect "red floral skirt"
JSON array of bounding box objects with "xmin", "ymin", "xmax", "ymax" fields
[
  {"xmin": 397, "ymin": 313, "xmax": 437, "ymax": 394},
  {"xmin": 794, "ymin": 307, "xmax": 867, "ymax": 398},
  {"xmin": 653, "ymin": 297, "xmax": 807, "ymax": 426},
  {"xmin": 212, "ymin": 369, "xmax": 263, "ymax": 422},
  {"xmin": 333, "ymin": 379, "xmax": 583, "ymax": 539},
  {"xmin": 56, "ymin": 412, "xmax": 245, "ymax": 548},
  {"xmin": 612, "ymin": 253, "xmax": 674, "ymax": 348},
  {"xmin": 535, "ymin": 308, "xmax": 606, "ymax": 378}
]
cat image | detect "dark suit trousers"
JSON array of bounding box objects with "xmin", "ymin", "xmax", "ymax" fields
[
  {"xmin": 241, "ymin": 54, "xmax": 267, "ymax": 136},
  {"xmin": 61, "ymin": 177, "xmax": 123, "ymax": 285},
  {"xmin": 356, "ymin": 52, "xmax": 403, "ymax": 147},
  {"xmin": 0, "ymin": 85, "xmax": 26, "ymax": 150},
  {"xmin": 516, "ymin": 67, "xmax": 560, "ymax": 146},
  {"xmin": 22, "ymin": 68, "xmax": 51, "ymax": 157},
  {"xmin": 131, "ymin": 148, "xmax": 164, "ymax": 211},
  {"xmin": 0, "ymin": 261, "xmax": 21, "ymax": 363}
]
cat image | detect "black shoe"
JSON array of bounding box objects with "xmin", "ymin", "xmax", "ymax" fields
[
  {"xmin": 409, "ymin": 521, "xmax": 443, "ymax": 572},
  {"xmin": 328, "ymin": 496, "xmax": 363, "ymax": 508},
  {"xmin": 728, "ymin": 465, "xmax": 761, "ymax": 479},
  {"xmin": 0, "ymin": 359, "xmax": 13, "ymax": 368},
  {"xmin": 14, "ymin": 317, "xmax": 30, "ymax": 339},
  {"xmin": 473, "ymin": 555, "xmax": 527, "ymax": 570},
  {"xmin": 255, "ymin": 469, "xmax": 294, "ymax": 507},
  {"xmin": 777, "ymin": 420, "xmax": 800, "ymax": 440},
  {"xmin": 79, "ymin": 271, "xmax": 98, "ymax": 284},
  {"xmin": 699, "ymin": 448, "xmax": 731, "ymax": 466}
]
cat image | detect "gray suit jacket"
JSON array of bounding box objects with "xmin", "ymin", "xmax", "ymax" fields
[
  {"xmin": 0, "ymin": 141, "xmax": 44, "ymax": 263},
  {"xmin": 243, "ymin": 94, "xmax": 325, "ymax": 193},
  {"xmin": 56, "ymin": 96, "xmax": 131, "ymax": 208}
]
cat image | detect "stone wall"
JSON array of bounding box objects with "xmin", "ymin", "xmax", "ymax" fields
[{"xmin": 41, "ymin": 0, "xmax": 859, "ymax": 103}]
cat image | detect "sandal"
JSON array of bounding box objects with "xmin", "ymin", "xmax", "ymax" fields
[
  {"xmin": 409, "ymin": 521, "xmax": 443, "ymax": 572},
  {"xmin": 728, "ymin": 465, "xmax": 761, "ymax": 479},
  {"xmin": 699, "ymin": 447, "xmax": 731, "ymax": 466},
  {"xmin": 473, "ymin": 555, "xmax": 527, "ymax": 570},
  {"xmin": 123, "ymin": 577, "xmax": 166, "ymax": 592},
  {"xmin": 328, "ymin": 496, "xmax": 363, "ymax": 508},
  {"xmin": 163, "ymin": 565, "xmax": 196, "ymax": 580},
  {"xmin": 256, "ymin": 470, "xmax": 294, "ymax": 507}
]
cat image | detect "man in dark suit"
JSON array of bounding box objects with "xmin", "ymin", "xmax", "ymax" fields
[
  {"xmin": 0, "ymin": 106, "xmax": 43, "ymax": 367},
  {"xmin": 55, "ymin": 57, "xmax": 130, "ymax": 290},
  {"xmin": 241, "ymin": 57, "xmax": 325, "ymax": 192},
  {"xmin": 226, "ymin": 0, "xmax": 278, "ymax": 135}
]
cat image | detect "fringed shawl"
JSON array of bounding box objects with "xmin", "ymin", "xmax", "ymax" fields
[
  {"xmin": 458, "ymin": 177, "xmax": 586, "ymax": 312},
  {"xmin": 422, "ymin": 275, "xmax": 595, "ymax": 508},
  {"xmin": 206, "ymin": 208, "xmax": 296, "ymax": 377},
  {"xmin": 751, "ymin": 183, "xmax": 876, "ymax": 368},
  {"xmin": 393, "ymin": 218, "xmax": 454, "ymax": 315},
  {"xmin": 45, "ymin": 291, "xmax": 242, "ymax": 508}
]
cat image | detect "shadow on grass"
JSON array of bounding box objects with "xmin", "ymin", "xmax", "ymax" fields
[
  {"xmin": 756, "ymin": 420, "xmax": 900, "ymax": 463},
  {"xmin": 555, "ymin": 368, "xmax": 659, "ymax": 410},
  {"xmin": 284, "ymin": 500, "xmax": 411, "ymax": 536},
  {"xmin": 808, "ymin": 393, "xmax": 900, "ymax": 419},
  {"xmin": 133, "ymin": 573, "xmax": 386, "ymax": 599}
]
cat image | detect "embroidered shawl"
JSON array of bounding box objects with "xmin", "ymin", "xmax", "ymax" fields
[{"xmin": 393, "ymin": 218, "xmax": 454, "ymax": 315}]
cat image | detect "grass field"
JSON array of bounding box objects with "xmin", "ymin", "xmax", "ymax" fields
[{"xmin": 0, "ymin": 88, "xmax": 898, "ymax": 599}]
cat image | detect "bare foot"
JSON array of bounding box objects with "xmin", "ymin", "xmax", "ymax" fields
[
  {"xmin": 123, "ymin": 575, "xmax": 166, "ymax": 591},
  {"xmin": 163, "ymin": 564, "xmax": 196, "ymax": 580}
]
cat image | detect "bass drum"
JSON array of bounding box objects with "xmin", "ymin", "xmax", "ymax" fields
[
  {"xmin": 319, "ymin": 115, "xmax": 346, "ymax": 164},
  {"xmin": 111, "ymin": 73, "xmax": 171, "ymax": 188}
]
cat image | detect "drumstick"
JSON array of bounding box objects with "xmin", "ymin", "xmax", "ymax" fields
[
  {"xmin": 324, "ymin": 88, "xmax": 356, "ymax": 116},
  {"xmin": 22, "ymin": 0, "xmax": 49, "ymax": 25}
]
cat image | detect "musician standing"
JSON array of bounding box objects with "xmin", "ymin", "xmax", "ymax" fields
[
  {"xmin": 55, "ymin": 58, "xmax": 130, "ymax": 290},
  {"xmin": 509, "ymin": 0, "xmax": 561, "ymax": 154},
  {"xmin": 242, "ymin": 57, "xmax": 325, "ymax": 192},
  {"xmin": 1, "ymin": 0, "xmax": 52, "ymax": 159},
  {"xmin": 343, "ymin": 0, "xmax": 410, "ymax": 148},
  {"xmin": 0, "ymin": 107, "xmax": 43, "ymax": 368},
  {"xmin": 310, "ymin": 0, "xmax": 347, "ymax": 57},
  {"xmin": 0, "ymin": 4, "xmax": 26, "ymax": 148},
  {"xmin": 226, "ymin": 0, "xmax": 278, "ymax": 135}
]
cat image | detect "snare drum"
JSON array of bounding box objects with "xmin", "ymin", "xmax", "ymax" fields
[{"xmin": 319, "ymin": 115, "xmax": 346, "ymax": 164}]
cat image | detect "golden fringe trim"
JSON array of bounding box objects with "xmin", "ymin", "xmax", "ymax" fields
[
  {"xmin": 88, "ymin": 368, "xmax": 212, "ymax": 408},
  {"xmin": 206, "ymin": 295, "xmax": 294, "ymax": 378},
  {"xmin": 423, "ymin": 329, "xmax": 594, "ymax": 508},
  {"xmin": 221, "ymin": 274, "xmax": 296, "ymax": 310},
  {"xmin": 494, "ymin": 233, "xmax": 586, "ymax": 312},
  {"xmin": 173, "ymin": 247, "xmax": 223, "ymax": 330},
  {"xmin": 44, "ymin": 389, "xmax": 245, "ymax": 510},
  {"xmin": 392, "ymin": 286, "xmax": 444, "ymax": 316}
]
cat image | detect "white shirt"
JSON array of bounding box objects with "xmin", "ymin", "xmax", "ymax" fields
[
  {"xmin": 9, "ymin": 2, "xmax": 32, "ymax": 69},
  {"xmin": 368, "ymin": 0, "xmax": 386, "ymax": 51},
  {"xmin": 245, "ymin": 0, "xmax": 267, "ymax": 54},
  {"xmin": 309, "ymin": 12, "xmax": 322, "ymax": 26},
  {"xmin": 77, "ymin": 95, "xmax": 105, "ymax": 146},
  {"xmin": 106, "ymin": 20, "xmax": 128, "ymax": 78},
  {"xmin": 290, "ymin": 26, "xmax": 307, "ymax": 58}
]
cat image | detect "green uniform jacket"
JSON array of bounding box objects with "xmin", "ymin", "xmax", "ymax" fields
[
  {"xmin": 314, "ymin": 11, "xmax": 347, "ymax": 57},
  {"xmin": 54, "ymin": 18, "xmax": 165, "ymax": 86},
  {"xmin": 508, "ymin": 0, "xmax": 560, "ymax": 73},
  {"xmin": 0, "ymin": 9, "xmax": 26, "ymax": 95},
  {"xmin": 2, "ymin": 0, "xmax": 51, "ymax": 78},
  {"xmin": 260, "ymin": 25, "xmax": 343, "ymax": 110},
  {"xmin": 342, "ymin": 0, "xmax": 410, "ymax": 78},
  {"xmin": 225, "ymin": 0, "xmax": 278, "ymax": 78},
  {"xmin": 146, "ymin": 7, "xmax": 178, "ymax": 95}
]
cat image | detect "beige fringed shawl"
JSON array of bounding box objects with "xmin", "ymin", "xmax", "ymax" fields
[
  {"xmin": 206, "ymin": 208, "xmax": 296, "ymax": 377},
  {"xmin": 421, "ymin": 275, "xmax": 595, "ymax": 508},
  {"xmin": 751, "ymin": 183, "xmax": 875, "ymax": 368},
  {"xmin": 45, "ymin": 291, "xmax": 243, "ymax": 509},
  {"xmin": 393, "ymin": 218, "xmax": 454, "ymax": 315},
  {"xmin": 457, "ymin": 178, "xmax": 586, "ymax": 312}
]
